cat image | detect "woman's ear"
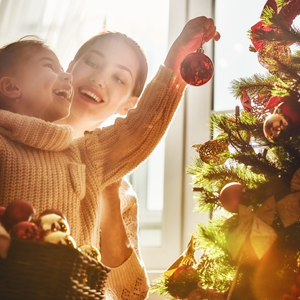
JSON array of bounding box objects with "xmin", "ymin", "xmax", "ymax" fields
[
  {"xmin": 117, "ymin": 96, "xmax": 138, "ymax": 116},
  {"xmin": 0, "ymin": 77, "xmax": 21, "ymax": 99}
]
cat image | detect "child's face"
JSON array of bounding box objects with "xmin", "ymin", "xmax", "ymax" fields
[
  {"xmin": 68, "ymin": 37, "xmax": 140, "ymax": 124},
  {"xmin": 15, "ymin": 48, "xmax": 73, "ymax": 122}
]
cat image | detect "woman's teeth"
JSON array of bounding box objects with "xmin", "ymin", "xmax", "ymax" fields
[{"xmin": 80, "ymin": 89, "xmax": 102, "ymax": 103}]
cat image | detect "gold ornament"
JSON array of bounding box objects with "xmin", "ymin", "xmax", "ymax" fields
[
  {"xmin": 277, "ymin": 191, "xmax": 300, "ymax": 227},
  {"xmin": 263, "ymin": 113, "xmax": 293, "ymax": 144},
  {"xmin": 227, "ymin": 197, "xmax": 277, "ymax": 260},
  {"xmin": 257, "ymin": 41, "xmax": 291, "ymax": 72},
  {"xmin": 291, "ymin": 168, "xmax": 300, "ymax": 192},
  {"xmin": 78, "ymin": 244, "xmax": 101, "ymax": 262},
  {"xmin": 192, "ymin": 139, "xmax": 229, "ymax": 165},
  {"xmin": 43, "ymin": 231, "xmax": 76, "ymax": 248},
  {"xmin": 35, "ymin": 213, "xmax": 70, "ymax": 234},
  {"xmin": 164, "ymin": 235, "xmax": 197, "ymax": 279}
]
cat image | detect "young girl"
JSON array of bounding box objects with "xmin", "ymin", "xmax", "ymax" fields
[{"xmin": 0, "ymin": 17, "xmax": 219, "ymax": 299}]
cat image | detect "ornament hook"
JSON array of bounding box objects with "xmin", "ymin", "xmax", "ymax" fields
[{"xmin": 196, "ymin": 34, "xmax": 205, "ymax": 54}]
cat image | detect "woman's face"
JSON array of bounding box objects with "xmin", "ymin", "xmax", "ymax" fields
[{"xmin": 69, "ymin": 37, "xmax": 140, "ymax": 124}]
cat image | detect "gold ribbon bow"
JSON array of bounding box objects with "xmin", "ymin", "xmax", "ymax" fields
[
  {"xmin": 164, "ymin": 234, "xmax": 197, "ymax": 279},
  {"xmin": 277, "ymin": 191, "xmax": 300, "ymax": 228},
  {"xmin": 227, "ymin": 197, "xmax": 277, "ymax": 260}
]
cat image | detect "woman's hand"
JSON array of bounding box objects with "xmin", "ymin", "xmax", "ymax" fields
[{"xmin": 164, "ymin": 16, "xmax": 220, "ymax": 73}]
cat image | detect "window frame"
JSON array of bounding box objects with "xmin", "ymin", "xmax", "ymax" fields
[{"xmin": 140, "ymin": 0, "xmax": 215, "ymax": 272}]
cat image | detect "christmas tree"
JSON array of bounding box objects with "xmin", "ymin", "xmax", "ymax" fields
[{"xmin": 151, "ymin": 1, "xmax": 300, "ymax": 299}]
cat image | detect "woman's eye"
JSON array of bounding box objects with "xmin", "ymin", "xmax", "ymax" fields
[
  {"xmin": 86, "ymin": 60, "xmax": 97, "ymax": 68},
  {"xmin": 45, "ymin": 63, "xmax": 54, "ymax": 70},
  {"xmin": 113, "ymin": 76, "xmax": 124, "ymax": 84}
]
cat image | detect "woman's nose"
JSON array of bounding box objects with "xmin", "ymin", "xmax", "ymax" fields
[{"xmin": 90, "ymin": 71, "xmax": 105, "ymax": 88}]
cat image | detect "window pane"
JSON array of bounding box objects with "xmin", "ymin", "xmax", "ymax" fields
[{"xmin": 214, "ymin": 0, "xmax": 266, "ymax": 112}]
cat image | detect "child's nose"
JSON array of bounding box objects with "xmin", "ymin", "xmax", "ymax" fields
[{"xmin": 61, "ymin": 72, "xmax": 73, "ymax": 84}]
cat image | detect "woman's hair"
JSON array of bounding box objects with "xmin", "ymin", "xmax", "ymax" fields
[
  {"xmin": 0, "ymin": 36, "xmax": 49, "ymax": 77},
  {"xmin": 72, "ymin": 31, "xmax": 148, "ymax": 98}
]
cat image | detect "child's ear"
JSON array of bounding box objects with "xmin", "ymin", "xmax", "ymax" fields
[
  {"xmin": 0, "ymin": 77, "xmax": 21, "ymax": 99},
  {"xmin": 117, "ymin": 96, "xmax": 138, "ymax": 116}
]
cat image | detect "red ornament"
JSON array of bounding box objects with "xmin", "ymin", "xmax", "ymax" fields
[
  {"xmin": 240, "ymin": 90, "xmax": 252, "ymax": 112},
  {"xmin": 180, "ymin": 48, "xmax": 214, "ymax": 86},
  {"xmin": 264, "ymin": 96, "xmax": 282, "ymax": 112},
  {"xmin": 166, "ymin": 264, "xmax": 199, "ymax": 299},
  {"xmin": 10, "ymin": 221, "xmax": 38, "ymax": 240},
  {"xmin": 0, "ymin": 206, "xmax": 5, "ymax": 219},
  {"xmin": 2, "ymin": 200, "xmax": 36, "ymax": 231},
  {"xmin": 219, "ymin": 182, "xmax": 245, "ymax": 213},
  {"xmin": 250, "ymin": 0, "xmax": 299, "ymax": 51},
  {"xmin": 275, "ymin": 100, "xmax": 300, "ymax": 133},
  {"xmin": 188, "ymin": 288, "xmax": 207, "ymax": 300}
]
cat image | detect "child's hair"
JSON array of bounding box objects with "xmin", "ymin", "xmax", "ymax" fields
[
  {"xmin": 0, "ymin": 36, "xmax": 50, "ymax": 77},
  {"xmin": 72, "ymin": 31, "xmax": 148, "ymax": 98}
]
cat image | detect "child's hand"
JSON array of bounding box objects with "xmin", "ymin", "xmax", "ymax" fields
[{"xmin": 165, "ymin": 16, "xmax": 220, "ymax": 73}]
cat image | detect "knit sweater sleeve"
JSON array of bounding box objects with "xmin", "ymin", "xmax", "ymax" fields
[
  {"xmin": 105, "ymin": 179, "xmax": 150, "ymax": 300},
  {"xmin": 81, "ymin": 65, "xmax": 186, "ymax": 189}
]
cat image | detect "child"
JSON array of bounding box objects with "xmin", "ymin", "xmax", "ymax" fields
[
  {"xmin": 0, "ymin": 17, "xmax": 219, "ymax": 299},
  {"xmin": 0, "ymin": 39, "xmax": 72, "ymax": 122}
]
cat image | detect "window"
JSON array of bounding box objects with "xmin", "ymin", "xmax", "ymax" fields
[{"xmin": 0, "ymin": 0, "xmax": 217, "ymax": 285}]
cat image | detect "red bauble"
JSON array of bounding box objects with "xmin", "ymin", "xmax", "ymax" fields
[
  {"xmin": 180, "ymin": 51, "xmax": 214, "ymax": 86},
  {"xmin": 275, "ymin": 100, "xmax": 300, "ymax": 133},
  {"xmin": 188, "ymin": 288, "xmax": 207, "ymax": 300},
  {"xmin": 166, "ymin": 265, "xmax": 199, "ymax": 299},
  {"xmin": 0, "ymin": 206, "xmax": 5, "ymax": 219},
  {"xmin": 2, "ymin": 200, "xmax": 36, "ymax": 231},
  {"xmin": 10, "ymin": 221, "xmax": 38, "ymax": 240},
  {"xmin": 219, "ymin": 182, "xmax": 245, "ymax": 213}
]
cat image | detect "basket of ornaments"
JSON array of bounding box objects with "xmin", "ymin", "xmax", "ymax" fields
[{"xmin": 0, "ymin": 200, "xmax": 110, "ymax": 300}]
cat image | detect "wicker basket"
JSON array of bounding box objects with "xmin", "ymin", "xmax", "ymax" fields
[{"xmin": 0, "ymin": 237, "xmax": 110, "ymax": 300}]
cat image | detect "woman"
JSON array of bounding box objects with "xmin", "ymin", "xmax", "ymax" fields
[{"xmin": 56, "ymin": 16, "xmax": 220, "ymax": 299}]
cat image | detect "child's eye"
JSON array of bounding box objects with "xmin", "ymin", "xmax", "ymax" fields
[{"xmin": 86, "ymin": 60, "xmax": 98, "ymax": 68}]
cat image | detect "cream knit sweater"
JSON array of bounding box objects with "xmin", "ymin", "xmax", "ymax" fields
[
  {"xmin": 0, "ymin": 65, "xmax": 186, "ymax": 299},
  {"xmin": 105, "ymin": 179, "xmax": 149, "ymax": 300}
]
